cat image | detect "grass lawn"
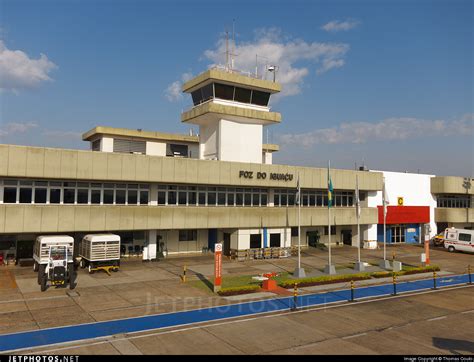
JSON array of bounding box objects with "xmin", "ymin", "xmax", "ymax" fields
[{"xmin": 186, "ymin": 264, "xmax": 440, "ymax": 295}]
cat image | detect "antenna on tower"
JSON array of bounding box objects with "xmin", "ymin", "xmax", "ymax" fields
[
  {"xmin": 225, "ymin": 28, "xmax": 229, "ymax": 70},
  {"xmin": 231, "ymin": 19, "xmax": 235, "ymax": 70},
  {"xmin": 255, "ymin": 54, "xmax": 258, "ymax": 78}
]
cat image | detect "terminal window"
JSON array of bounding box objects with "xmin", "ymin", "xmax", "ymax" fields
[
  {"xmin": 270, "ymin": 234, "xmax": 281, "ymax": 247},
  {"xmin": 179, "ymin": 230, "xmax": 197, "ymax": 242},
  {"xmin": 250, "ymin": 234, "xmax": 262, "ymax": 248}
]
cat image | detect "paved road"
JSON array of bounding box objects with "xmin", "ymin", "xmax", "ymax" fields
[
  {"xmin": 19, "ymin": 285, "xmax": 474, "ymax": 355},
  {"xmin": 1, "ymin": 274, "xmax": 471, "ymax": 353}
]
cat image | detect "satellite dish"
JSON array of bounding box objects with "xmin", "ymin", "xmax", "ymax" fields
[{"xmin": 267, "ymin": 65, "xmax": 278, "ymax": 82}]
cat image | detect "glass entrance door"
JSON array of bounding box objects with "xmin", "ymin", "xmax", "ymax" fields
[{"xmin": 391, "ymin": 226, "xmax": 406, "ymax": 243}]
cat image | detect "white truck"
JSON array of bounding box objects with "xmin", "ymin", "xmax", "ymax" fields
[
  {"xmin": 33, "ymin": 235, "xmax": 76, "ymax": 292},
  {"xmin": 443, "ymin": 228, "xmax": 474, "ymax": 253},
  {"xmin": 79, "ymin": 234, "xmax": 121, "ymax": 274}
]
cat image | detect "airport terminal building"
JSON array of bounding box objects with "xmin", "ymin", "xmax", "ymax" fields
[{"xmin": 0, "ymin": 67, "xmax": 472, "ymax": 264}]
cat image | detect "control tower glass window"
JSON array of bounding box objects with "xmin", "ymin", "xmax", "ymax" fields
[
  {"xmin": 201, "ymin": 83, "xmax": 213, "ymax": 102},
  {"xmin": 214, "ymin": 83, "xmax": 234, "ymax": 100},
  {"xmin": 251, "ymin": 90, "xmax": 270, "ymax": 106},
  {"xmin": 191, "ymin": 90, "xmax": 203, "ymax": 106},
  {"xmin": 234, "ymin": 87, "xmax": 251, "ymax": 103}
]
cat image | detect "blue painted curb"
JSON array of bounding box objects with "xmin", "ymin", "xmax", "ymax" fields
[{"xmin": 0, "ymin": 273, "xmax": 470, "ymax": 352}]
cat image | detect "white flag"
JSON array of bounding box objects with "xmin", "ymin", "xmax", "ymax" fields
[
  {"xmin": 382, "ymin": 178, "xmax": 390, "ymax": 217},
  {"xmin": 355, "ymin": 176, "xmax": 361, "ymax": 219}
]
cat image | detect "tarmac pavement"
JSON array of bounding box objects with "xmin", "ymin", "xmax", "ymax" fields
[{"xmin": 0, "ymin": 243, "xmax": 471, "ymax": 338}]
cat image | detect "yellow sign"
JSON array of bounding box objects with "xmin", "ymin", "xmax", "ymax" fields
[{"xmin": 397, "ymin": 197, "xmax": 404, "ymax": 206}]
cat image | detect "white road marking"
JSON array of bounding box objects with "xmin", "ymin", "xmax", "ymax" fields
[
  {"xmin": 342, "ymin": 332, "xmax": 367, "ymax": 340},
  {"xmin": 427, "ymin": 316, "xmax": 447, "ymax": 322}
]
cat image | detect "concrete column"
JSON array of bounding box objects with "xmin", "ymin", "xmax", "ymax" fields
[
  {"xmin": 150, "ymin": 184, "xmax": 158, "ymax": 206},
  {"xmin": 143, "ymin": 230, "xmax": 157, "ymax": 261},
  {"xmin": 268, "ymin": 189, "xmax": 274, "ymax": 207}
]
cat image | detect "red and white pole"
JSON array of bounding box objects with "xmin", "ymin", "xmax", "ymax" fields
[{"xmin": 214, "ymin": 243, "xmax": 223, "ymax": 293}]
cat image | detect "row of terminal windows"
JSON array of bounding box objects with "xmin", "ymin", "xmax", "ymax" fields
[
  {"xmin": 437, "ymin": 195, "xmax": 471, "ymax": 208},
  {"xmin": 0, "ymin": 179, "xmax": 357, "ymax": 208},
  {"xmin": 157, "ymin": 185, "xmax": 268, "ymax": 207},
  {"xmin": 191, "ymin": 82, "xmax": 271, "ymax": 107},
  {"xmin": 274, "ymin": 189, "xmax": 355, "ymax": 207},
  {"xmin": 0, "ymin": 180, "xmax": 149, "ymax": 205}
]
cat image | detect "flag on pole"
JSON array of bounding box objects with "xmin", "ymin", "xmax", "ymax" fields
[
  {"xmin": 355, "ymin": 176, "xmax": 361, "ymax": 218},
  {"xmin": 382, "ymin": 178, "xmax": 390, "ymax": 217},
  {"xmin": 328, "ymin": 168, "xmax": 334, "ymax": 208},
  {"xmin": 296, "ymin": 173, "xmax": 301, "ymax": 205}
]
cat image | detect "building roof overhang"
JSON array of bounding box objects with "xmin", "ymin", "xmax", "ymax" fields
[
  {"xmin": 82, "ymin": 126, "xmax": 199, "ymax": 144},
  {"xmin": 182, "ymin": 68, "xmax": 281, "ymax": 94}
]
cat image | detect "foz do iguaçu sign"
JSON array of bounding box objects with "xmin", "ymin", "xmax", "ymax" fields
[{"xmin": 239, "ymin": 170, "xmax": 294, "ymax": 182}]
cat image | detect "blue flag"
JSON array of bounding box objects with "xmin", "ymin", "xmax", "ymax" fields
[{"xmin": 328, "ymin": 171, "xmax": 334, "ymax": 208}]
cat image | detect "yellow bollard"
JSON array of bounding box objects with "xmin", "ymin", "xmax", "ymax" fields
[
  {"xmin": 350, "ymin": 280, "xmax": 355, "ymax": 302},
  {"xmin": 182, "ymin": 265, "xmax": 187, "ymax": 283},
  {"xmin": 433, "ymin": 270, "xmax": 437, "ymax": 290},
  {"xmin": 292, "ymin": 283, "xmax": 298, "ymax": 311},
  {"xmin": 468, "ymin": 265, "xmax": 472, "ymax": 285},
  {"xmin": 392, "ymin": 274, "xmax": 397, "ymax": 295}
]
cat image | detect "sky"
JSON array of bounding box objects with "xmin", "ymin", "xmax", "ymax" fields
[{"xmin": 0, "ymin": 0, "xmax": 472, "ymax": 176}]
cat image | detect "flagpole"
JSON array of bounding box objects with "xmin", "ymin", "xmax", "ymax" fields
[
  {"xmin": 324, "ymin": 161, "xmax": 335, "ymax": 275},
  {"xmin": 294, "ymin": 172, "xmax": 305, "ymax": 278},
  {"xmin": 357, "ymin": 175, "xmax": 361, "ymax": 263},
  {"xmin": 298, "ymin": 172, "xmax": 301, "ymax": 270},
  {"xmin": 383, "ymin": 177, "xmax": 387, "ymax": 261},
  {"xmin": 379, "ymin": 176, "xmax": 391, "ymax": 270},
  {"xmin": 328, "ymin": 161, "xmax": 332, "ymax": 268}
]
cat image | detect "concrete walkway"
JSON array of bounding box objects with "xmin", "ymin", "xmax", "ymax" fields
[{"xmin": 0, "ymin": 273, "xmax": 471, "ymax": 353}]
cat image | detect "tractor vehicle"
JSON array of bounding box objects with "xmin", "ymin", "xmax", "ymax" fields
[{"xmin": 33, "ymin": 235, "xmax": 76, "ymax": 292}]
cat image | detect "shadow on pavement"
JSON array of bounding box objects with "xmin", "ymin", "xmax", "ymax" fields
[
  {"xmin": 194, "ymin": 272, "xmax": 214, "ymax": 292},
  {"xmin": 432, "ymin": 337, "xmax": 474, "ymax": 355}
]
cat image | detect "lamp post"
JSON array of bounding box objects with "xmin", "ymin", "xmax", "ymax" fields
[{"xmin": 294, "ymin": 172, "xmax": 306, "ymax": 278}]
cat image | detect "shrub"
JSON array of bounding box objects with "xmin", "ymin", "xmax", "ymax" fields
[
  {"xmin": 371, "ymin": 265, "xmax": 440, "ymax": 278},
  {"xmin": 402, "ymin": 265, "xmax": 440, "ymax": 275},
  {"xmin": 217, "ymin": 285, "xmax": 260, "ymax": 296},
  {"xmin": 279, "ymin": 273, "xmax": 372, "ymax": 288}
]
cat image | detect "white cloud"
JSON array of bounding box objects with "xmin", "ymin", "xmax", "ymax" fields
[
  {"xmin": 0, "ymin": 40, "xmax": 57, "ymax": 92},
  {"xmin": 164, "ymin": 72, "xmax": 193, "ymax": 102},
  {"xmin": 278, "ymin": 115, "xmax": 474, "ymax": 148},
  {"xmin": 202, "ymin": 28, "xmax": 349, "ymax": 100},
  {"xmin": 322, "ymin": 19, "xmax": 360, "ymax": 32},
  {"xmin": 0, "ymin": 121, "xmax": 38, "ymax": 137}
]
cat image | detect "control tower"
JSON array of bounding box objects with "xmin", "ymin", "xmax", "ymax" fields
[{"xmin": 181, "ymin": 66, "xmax": 281, "ymax": 164}]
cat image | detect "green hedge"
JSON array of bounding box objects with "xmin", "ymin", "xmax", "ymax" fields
[
  {"xmin": 278, "ymin": 273, "xmax": 372, "ymax": 288},
  {"xmin": 371, "ymin": 265, "xmax": 440, "ymax": 278},
  {"xmin": 402, "ymin": 265, "xmax": 440, "ymax": 275},
  {"xmin": 217, "ymin": 285, "xmax": 260, "ymax": 296}
]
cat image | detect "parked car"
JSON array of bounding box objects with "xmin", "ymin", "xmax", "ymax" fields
[{"xmin": 431, "ymin": 233, "xmax": 445, "ymax": 247}]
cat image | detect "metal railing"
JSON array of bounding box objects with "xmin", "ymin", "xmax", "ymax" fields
[{"xmin": 230, "ymin": 247, "xmax": 292, "ymax": 261}]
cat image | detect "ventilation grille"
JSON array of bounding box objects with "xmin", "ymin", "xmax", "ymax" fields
[
  {"xmin": 113, "ymin": 139, "xmax": 146, "ymax": 154},
  {"xmin": 91, "ymin": 139, "xmax": 101, "ymax": 151}
]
